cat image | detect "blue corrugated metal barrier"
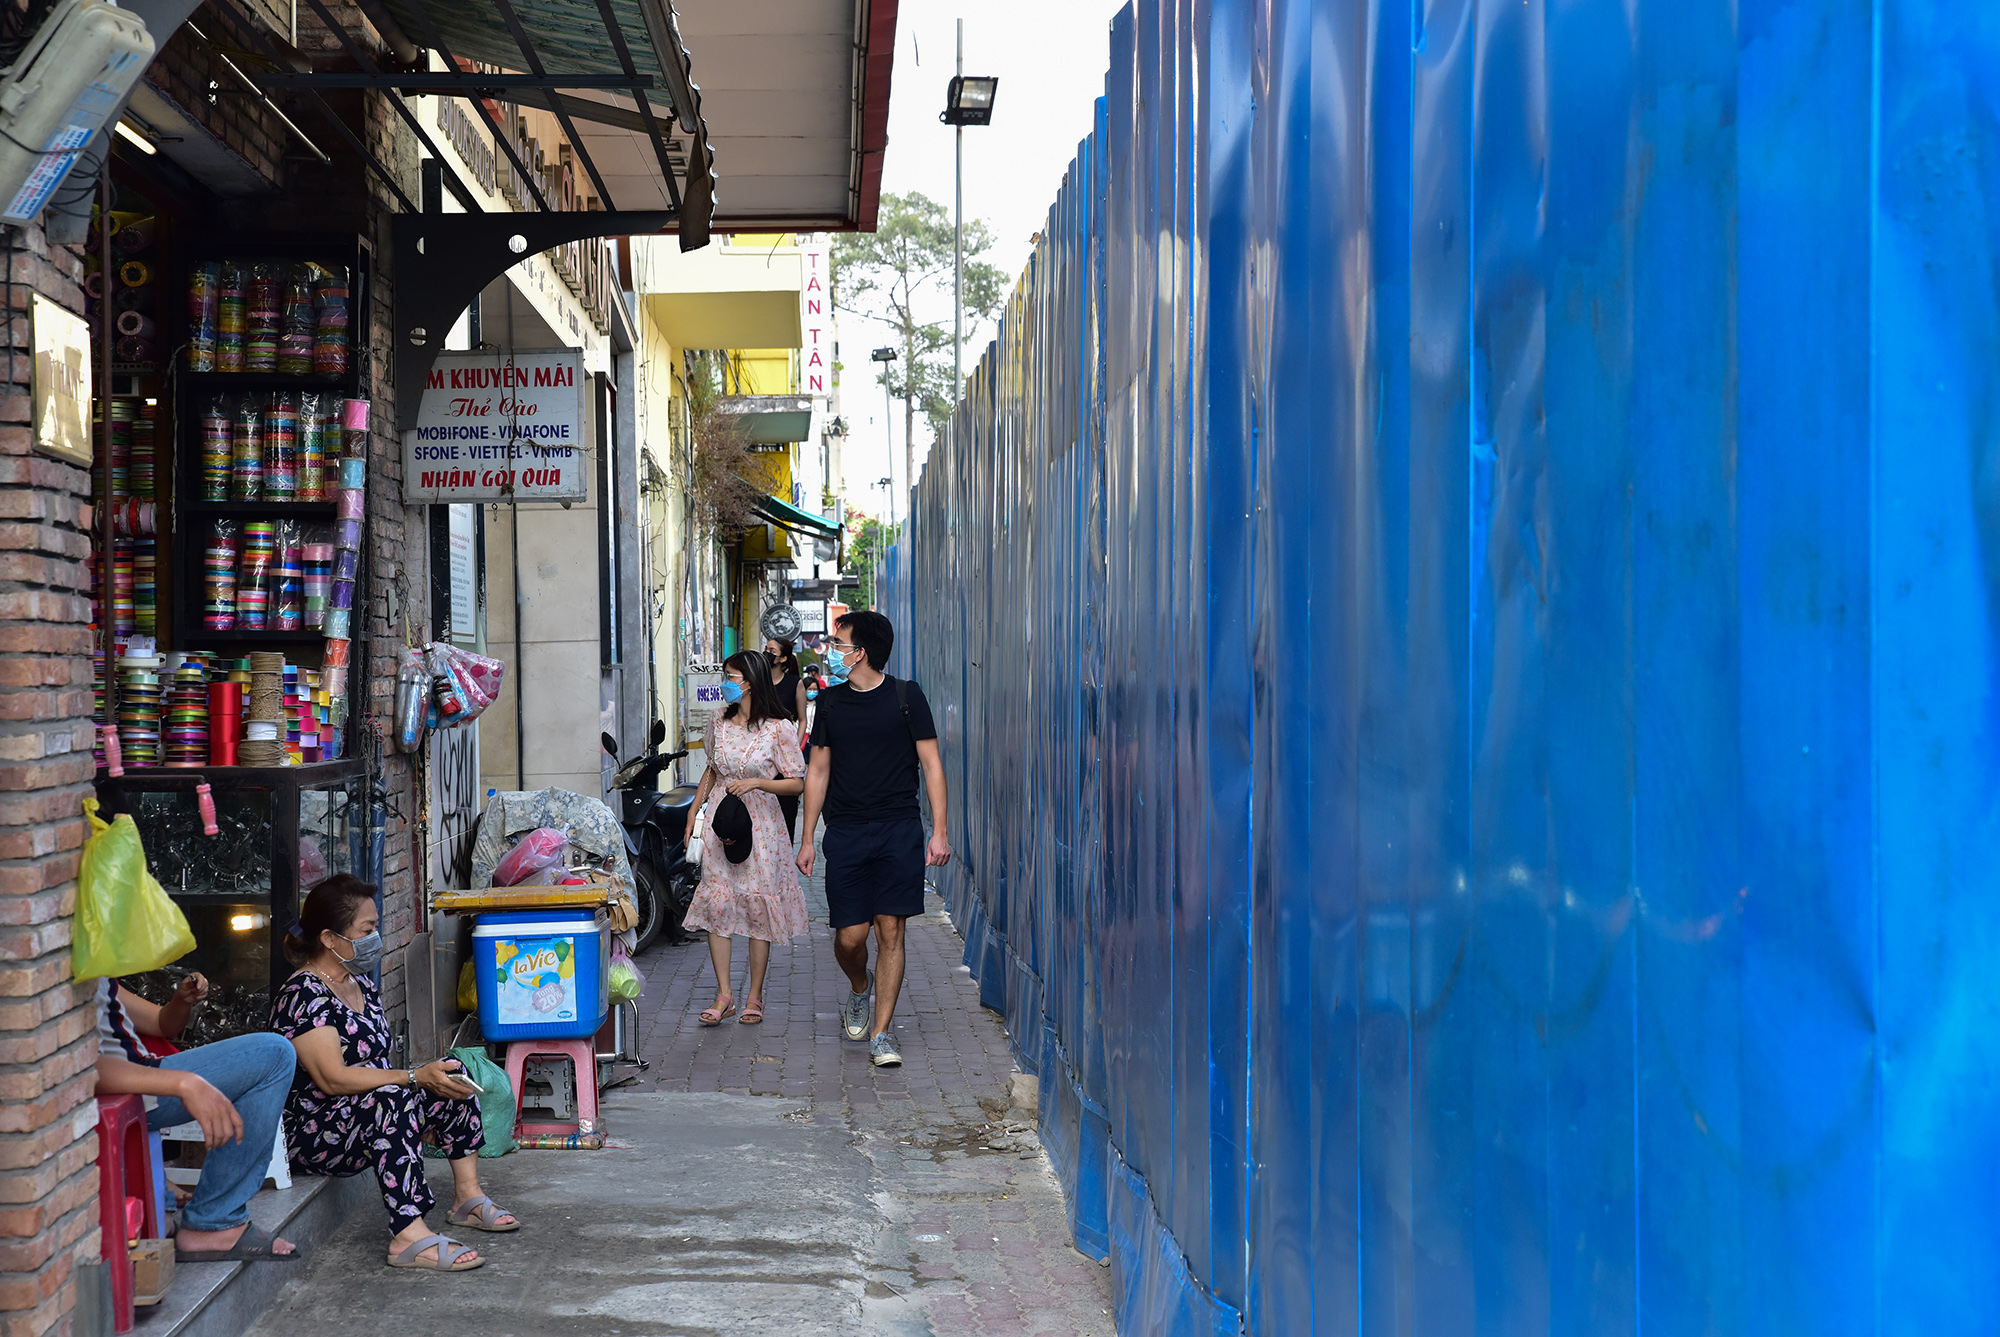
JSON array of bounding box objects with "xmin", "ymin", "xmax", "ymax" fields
[{"xmin": 879, "ymin": 1, "xmax": 2000, "ymax": 1331}]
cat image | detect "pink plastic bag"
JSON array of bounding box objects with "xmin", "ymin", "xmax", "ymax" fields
[{"xmin": 492, "ymin": 827, "xmax": 570, "ymax": 886}]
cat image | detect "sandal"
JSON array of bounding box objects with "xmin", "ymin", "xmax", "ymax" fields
[
  {"xmin": 386, "ymin": 1234, "xmax": 483, "ymax": 1271},
  {"xmin": 698, "ymin": 1000, "xmax": 737, "ymax": 1026},
  {"xmin": 739, "ymin": 1000, "xmax": 764, "ymax": 1024},
  {"xmin": 447, "ymin": 1196, "xmax": 519, "ymax": 1233},
  {"xmin": 175, "ymin": 1221, "xmax": 301, "ymax": 1263}
]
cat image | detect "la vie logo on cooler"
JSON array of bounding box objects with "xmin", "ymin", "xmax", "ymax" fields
[{"xmin": 402, "ymin": 350, "xmax": 589, "ymax": 504}]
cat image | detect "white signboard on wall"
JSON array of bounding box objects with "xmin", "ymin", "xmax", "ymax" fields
[
  {"xmin": 683, "ymin": 670, "xmax": 725, "ymax": 749},
  {"xmin": 800, "ymin": 239, "xmax": 832, "ymax": 401},
  {"xmin": 403, "ymin": 350, "xmax": 588, "ymax": 502}
]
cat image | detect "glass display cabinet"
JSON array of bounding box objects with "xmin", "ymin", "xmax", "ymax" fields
[{"xmin": 95, "ymin": 762, "xmax": 365, "ymax": 1042}]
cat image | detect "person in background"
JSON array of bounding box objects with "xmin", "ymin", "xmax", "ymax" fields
[
  {"xmin": 683, "ymin": 649, "xmax": 809, "ymax": 1025},
  {"xmin": 271, "ymin": 875, "xmax": 517, "ymax": 1272},
  {"xmin": 94, "ymin": 971, "xmax": 302, "ymax": 1261},
  {"xmin": 764, "ymin": 636, "xmax": 809, "ymax": 839},
  {"xmin": 796, "ymin": 610, "xmax": 953, "ymax": 1069},
  {"xmin": 801, "ymin": 665, "xmax": 826, "ymax": 766}
]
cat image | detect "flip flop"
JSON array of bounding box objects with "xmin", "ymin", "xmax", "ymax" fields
[
  {"xmin": 698, "ymin": 1002, "xmax": 737, "ymax": 1026},
  {"xmin": 739, "ymin": 1001, "xmax": 764, "ymax": 1024},
  {"xmin": 175, "ymin": 1221, "xmax": 302, "ymax": 1263},
  {"xmin": 386, "ymin": 1234, "xmax": 483, "ymax": 1271},
  {"xmin": 447, "ymin": 1196, "xmax": 520, "ymax": 1233}
]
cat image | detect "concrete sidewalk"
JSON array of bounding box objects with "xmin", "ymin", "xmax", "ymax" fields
[{"xmin": 241, "ymin": 892, "xmax": 1112, "ymax": 1336}]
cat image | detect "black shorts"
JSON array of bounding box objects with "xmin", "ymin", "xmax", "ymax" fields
[{"xmin": 823, "ymin": 818, "xmax": 926, "ymax": 929}]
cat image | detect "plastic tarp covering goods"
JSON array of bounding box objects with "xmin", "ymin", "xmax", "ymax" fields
[{"xmin": 882, "ymin": 0, "xmax": 2000, "ymax": 1332}]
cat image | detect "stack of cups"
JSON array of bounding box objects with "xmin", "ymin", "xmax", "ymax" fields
[
  {"xmin": 302, "ymin": 543, "xmax": 332, "ymax": 628},
  {"xmin": 117, "ymin": 654, "xmax": 163, "ymax": 767},
  {"xmin": 200, "ymin": 401, "xmax": 231, "ymax": 501},
  {"xmin": 237, "ymin": 521, "xmax": 275, "ymax": 630},
  {"xmin": 162, "ymin": 655, "xmax": 210, "ymax": 767},
  {"xmin": 241, "ymin": 651, "xmax": 286, "ymax": 767},
  {"xmin": 205, "ymin": 520, "xmax": 239, "ymax": 630}
]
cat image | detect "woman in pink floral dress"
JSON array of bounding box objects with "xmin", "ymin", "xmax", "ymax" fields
[{"xmin": 683, "ymin": 649, "xmax": 808, "ymax": 1024}]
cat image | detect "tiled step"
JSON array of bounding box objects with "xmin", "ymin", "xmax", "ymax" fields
[{"xmin": 134, "ymin": 1175, "xmax": 370, "ymax": 1337}]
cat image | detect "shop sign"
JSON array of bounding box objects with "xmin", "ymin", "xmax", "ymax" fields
[
  {"xmin": 796, "ymin": 600, "xmax": 827, "ymax": 634},
  {"xmin": 683, "ymin": 669, "xmax": 725, "ymax": 748},
  {"xmin": 30, "ymin": 295, "xmax": 91, "ymax": 467},
  {"xmin": 447, "ymin": 504, "xmax": 478, "ymax": 644},
  {"xmin": 800, "ymin": 238, "xmax": 831, "ymax": 400},
  {"xmin": 404, "ymin": 350, "xmax": 588, "ymax": 503}
]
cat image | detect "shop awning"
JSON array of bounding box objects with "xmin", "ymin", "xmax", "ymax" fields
[
  {"xmin": 752, "ymin": 493, "xmax": 841, "ymax": 541},
  {"xmin": 247, "ymin": 0, "xmax": 715, "ymax": 229},
  {"xmin": 714, "ymin": 395, "xmax": 813, "ymax": 444}
]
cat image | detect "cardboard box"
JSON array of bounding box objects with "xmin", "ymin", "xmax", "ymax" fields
[{"xmin": 129, "ymin": 1237, "xmax": 173, "ymax": 1306}]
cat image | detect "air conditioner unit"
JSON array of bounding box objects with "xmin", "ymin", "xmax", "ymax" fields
[{"xmin": 0, "ymin": 0, "xmax": 153, "ymax": 225}]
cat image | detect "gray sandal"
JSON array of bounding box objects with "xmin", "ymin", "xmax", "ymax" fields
[
  {"xmin": 447, "ymin": 1196, "xmax": 520, "ymax": 1232},
  {"xmin": 386, "ymin": 1234, "xmax": 483, "ymax": 1270}
]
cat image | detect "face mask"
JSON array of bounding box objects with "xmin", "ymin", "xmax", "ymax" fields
[
  {"xmin": 807, "ymin": 688, "xmax": 819, "ymax": 701},
  {"xmin": 720, "ymin": 681, "xmax": 745, "ymax": 703},
  {"xmin": 826, "ymin": 648, "xmax": 854, "ymax": 682},
  {"xmin": 336, "ymin": 928, "xmax": 383, "ymax": 976}
]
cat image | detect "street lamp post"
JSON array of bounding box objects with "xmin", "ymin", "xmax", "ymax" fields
[
  {"xmin": 870, "ymin": 346, "xmax": 898, "ymax": 526},
  {"xmin": 940, "ymin": 36, "xmax": 998, "ymax": 407}
]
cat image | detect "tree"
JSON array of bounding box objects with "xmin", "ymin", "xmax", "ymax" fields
[
  {"xmin": 844, "ymin": 514, "xmax": 894, "ymax": 610},
  {"xmin": 832, "ymin": 191, "xmax": 1006, "ymax": 505}
]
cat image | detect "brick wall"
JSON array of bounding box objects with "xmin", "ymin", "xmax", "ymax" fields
[{"xmin": 0, "ymin": 220, "xmax": 109, "ymax": 1337}]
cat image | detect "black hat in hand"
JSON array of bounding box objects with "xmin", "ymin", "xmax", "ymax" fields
[{"xmin": 712, "ymin": 794, "xmax": 754, "ymax": 864}]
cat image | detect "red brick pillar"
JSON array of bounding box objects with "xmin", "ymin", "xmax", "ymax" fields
[{"xmin": 0, "ymin": 219, "xmax": 106, "ymax": 1336}]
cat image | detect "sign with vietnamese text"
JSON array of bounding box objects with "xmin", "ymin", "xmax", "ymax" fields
[
  {"xmin": 684, "ymin": 670, "xmax": 725, "ymax": 748},
  {"xmin": 31, "ymin": 295, "xmax": 90, "ymax": 467},
  {"xmin": 403, "ymin": 350, "xmax": 587, "ymax": 502}
]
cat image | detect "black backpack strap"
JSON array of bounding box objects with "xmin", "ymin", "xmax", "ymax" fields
[{"xmin": 890, "ymin": 675, "xmax": 917, "ymax": 746}]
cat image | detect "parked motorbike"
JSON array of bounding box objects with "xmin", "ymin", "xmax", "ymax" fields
[{"xmin": 603, "ymin": 720, "xmax": 701, "ymax": 952}]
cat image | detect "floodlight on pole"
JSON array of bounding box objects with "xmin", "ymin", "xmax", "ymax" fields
[
  {"xmin": 871, "ymin": 346, "xmax": 899, "ymax": 526},
  {"xmin": 942, "ymin": 29, "xmax": 998, "ymax": 415}
]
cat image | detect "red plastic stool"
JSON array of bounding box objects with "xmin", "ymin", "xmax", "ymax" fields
[
  {"xmin": 502, "ymin": 1038, "xmax": 598, "ymax": 1137},
  {"xmin": 96, "ymin": 1095, "xmax": 160, "ymax": 1335}
]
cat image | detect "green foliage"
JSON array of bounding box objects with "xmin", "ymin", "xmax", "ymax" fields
[
  {"xmin": 832, "ymin": 191, "xmax": 1007, "ymax": 444},
  {"xmin": 845, "ymin": 514, "xmax": 895, "ymax": 610}
]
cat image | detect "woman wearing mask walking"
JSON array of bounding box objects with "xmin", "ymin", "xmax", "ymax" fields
[
  {"xmin": 764, "ymin": 637, "xmax": 808, "ymax": 839},
  {"xmin": 682, "ymin": 650, "xmax": 809, "ymax": 1025}
]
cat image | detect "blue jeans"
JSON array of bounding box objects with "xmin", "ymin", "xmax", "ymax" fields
[{"xmin": 146, "ymin": 1033, "xmax": 296, "ymax": 1234}]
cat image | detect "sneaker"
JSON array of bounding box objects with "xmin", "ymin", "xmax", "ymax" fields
[
  {"xmin": 842, "ymin": 971, "xmax": 873, "ymax": 1041},
  {"xmin": 868, "ymin": 1033, "xmax": 902, "ymax": 1068}
]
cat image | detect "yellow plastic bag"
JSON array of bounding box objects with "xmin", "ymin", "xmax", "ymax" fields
[
  {"xmin": 456, "ymin": 960, "xmax": 478, "ymax": 1013},
  {"xmin": 72, "ymin": 798, "xmax": 195, "ymax": 980}
]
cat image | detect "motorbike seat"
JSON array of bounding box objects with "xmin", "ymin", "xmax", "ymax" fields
[{"xmin": 650, "ymin": 784, "xmax": 700, "ymax": 843}]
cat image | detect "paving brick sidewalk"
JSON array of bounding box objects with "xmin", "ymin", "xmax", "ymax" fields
[{"xmin": 629, "ymin": 870, "xmax": 1115, "ymax": 1336}]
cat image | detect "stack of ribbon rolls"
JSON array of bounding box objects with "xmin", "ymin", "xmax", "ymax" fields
[
  {"xmin": 239, "ymin": 651, "xmax": 286, "ymax": 767},
  {"xmin": 322, "ymin": 399, "xmax": 367, "ymax": 703}
]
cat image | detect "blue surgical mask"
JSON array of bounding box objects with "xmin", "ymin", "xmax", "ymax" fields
[
  {"xmin": 806, "ymin": 688, "xmax": 819, "ymax": 700},
  {"xmin": 336, "ymin": 928, "xmax": 383, "ymax": 976},
  {"xmin": 720, "ymin": 681, "xmax": 745, "ymax": 703},
  {"xmin": 826, "ymin": 649, "xmax": 853, "ymax": 683}
]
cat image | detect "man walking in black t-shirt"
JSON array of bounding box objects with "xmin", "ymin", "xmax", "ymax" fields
[{"xmin": 796, "ymin": 610, "xmax": 952, "ymax": 1067}]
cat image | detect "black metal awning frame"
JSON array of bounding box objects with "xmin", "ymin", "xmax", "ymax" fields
[{"xmin": 211, "ymin": 0, "xmax": 715, "ymax": 429}]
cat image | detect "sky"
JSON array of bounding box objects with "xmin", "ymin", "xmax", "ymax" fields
[{"xmin": 835, "ymin": 0, "xmax": 1128, "ymax": 523}]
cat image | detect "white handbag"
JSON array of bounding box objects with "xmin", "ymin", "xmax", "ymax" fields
[{"xmin": 684, "ymin": 799, "xmax": 710, "ymax": 869}]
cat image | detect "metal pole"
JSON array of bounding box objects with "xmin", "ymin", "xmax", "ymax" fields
[
  {"xmin": 882, "ymin": 374, "xmax": 896, "ymax": 529},
  {"xmin": 953, "ymin": 19, "xmax": 963, "ymax": 404}
]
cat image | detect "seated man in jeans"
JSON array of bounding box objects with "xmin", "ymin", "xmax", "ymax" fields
[{"xmin": 93, "ymin": 977, "xmax": 302, "ymax": 1262}]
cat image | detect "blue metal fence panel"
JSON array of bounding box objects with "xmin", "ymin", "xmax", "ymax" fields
[{"xmin": 878, "ymin": 0, "xmax": 2000, "ymax": 1331}]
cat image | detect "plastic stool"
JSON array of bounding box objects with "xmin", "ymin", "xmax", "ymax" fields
[
  {"xmin": 96, "ymin": 1095, "xmax": 160, "ymax": 1335},
  {"xmin": 503, "ymin": 1038, "xmax": 598, "ymax": 1137}
]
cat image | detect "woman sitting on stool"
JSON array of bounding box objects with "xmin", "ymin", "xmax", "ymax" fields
[{"xmin": 271, "ymin": 874, "xmax": 521, "ymax": 1271}]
